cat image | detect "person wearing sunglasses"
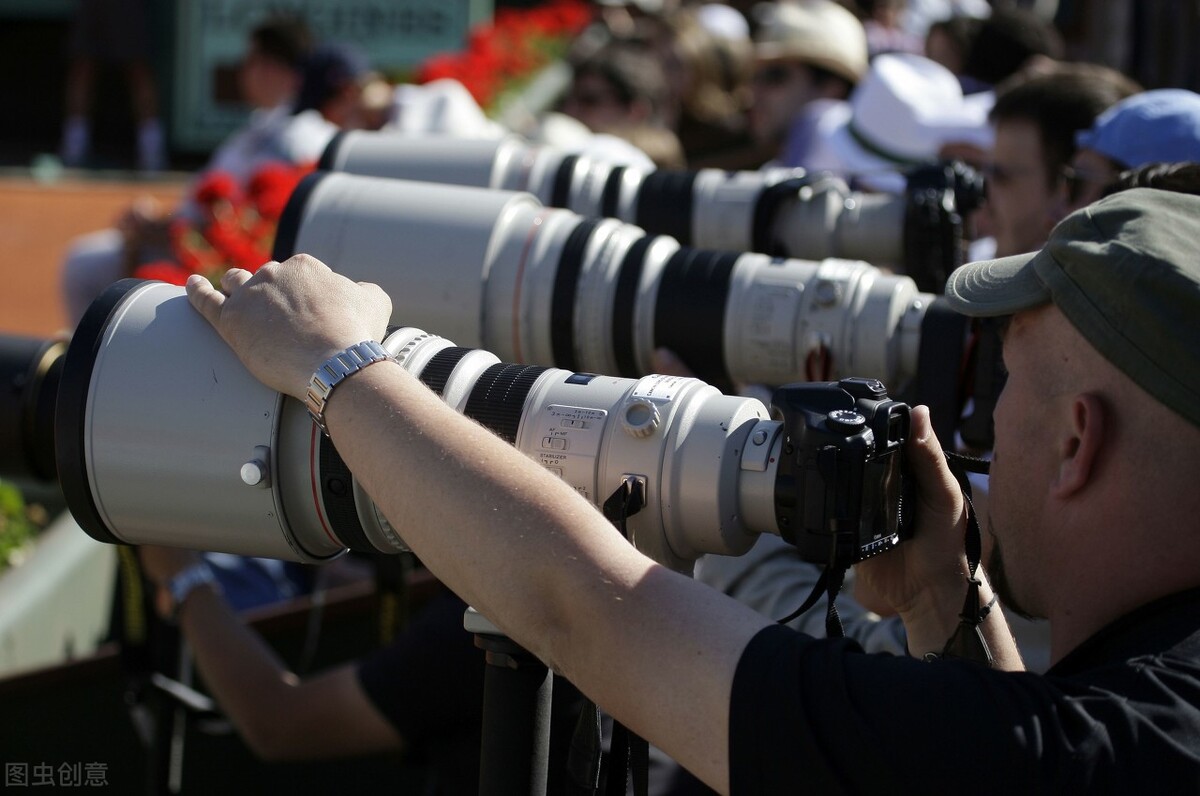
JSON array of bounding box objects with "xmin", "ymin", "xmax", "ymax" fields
[
  {"xmin": 559, "ymin": 40, "xmax": 687, "ymax": 169},
  {"xmin": 1063, "ymin": 88, "xmax": 1200, "ymax": 213},
  {"xmin": 745, "ymin": 0, "xmax": 866, "ymax": 165},
  {"xmin": 976, "ymin": 60, "xmax": 1139, "ymax": 259}
]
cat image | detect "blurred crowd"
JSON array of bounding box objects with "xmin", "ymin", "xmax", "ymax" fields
[
  {"xmin": 59, "ymin": 0, "xmax": 1200, "ymax": 313},
  {"xmin": 542, "ymin": 0, "xmax": 1200, "ymax": 263}
]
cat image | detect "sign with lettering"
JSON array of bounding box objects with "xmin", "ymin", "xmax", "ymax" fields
[{"xmin": 170, "ymin": 0, "xmax": 493, "ymax": 151}]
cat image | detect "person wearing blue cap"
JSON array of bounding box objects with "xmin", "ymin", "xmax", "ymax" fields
[
  {"xmin": 294, "ymin": 42, "xmax": 374, "ymax": 130},
  {"xmin": 1064, "ymin": 88, "xmax": 1200, "ymax": 211}
]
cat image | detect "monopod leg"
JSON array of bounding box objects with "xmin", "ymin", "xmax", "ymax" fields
[{"xmin": 470, "ymin": 609, "xmax": 552, "ymax": 796}]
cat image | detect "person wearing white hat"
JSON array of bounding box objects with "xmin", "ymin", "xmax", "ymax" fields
[{"xmin": 793, "ymin": 51, "xmax": 994, "ymax": 193}]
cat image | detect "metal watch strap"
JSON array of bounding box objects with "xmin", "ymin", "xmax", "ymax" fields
[
  {"xmin": 304, "ymin": 340, "xmax": 393, "ymax": 434},
  {"xmin": 166, "ymin": 561, "xmax": 218, "ymax": 621}
]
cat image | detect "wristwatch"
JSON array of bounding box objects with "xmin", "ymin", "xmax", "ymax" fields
[
  {"xmin": 304, "ymin": 340, "xmax": 393, "ymax": 434},
  {"xmin": 164, "ymin": 561, "xmax": 219, "ymax": 622}
]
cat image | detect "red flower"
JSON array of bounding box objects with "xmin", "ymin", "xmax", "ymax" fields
[
  {"xmin": 143, "ymin": 162, "xmax": 309, "ymax": 288},
  {"xmin": 192, "ymin": 172, "xmax": 241, "ymax": 207},
  {"xmin": 415, "ymin": 0, "xmax": 593, "ymax": 113},
  {"xmin": 134, "ymin": 261, "xmax": 194, "ymax": 285},
  {"xmin": 415, "ymin": 53, "xmax": 464, "ymax": 85},
  {"xmin": 247, "ymin": 162, "xmax": 313, "ymax": 221}
]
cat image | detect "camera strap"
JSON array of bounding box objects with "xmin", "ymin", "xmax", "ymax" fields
[
  {"xmin": 601, "ymin": 476, "xmax": 647, "ymax": 543},
  {"xmin": 776, "ymin": 563, "xmax": 849, "ymax": 639},
  {"xmin": 566, "ymin": 477, "xmax": 651, "ymax": 796},
  {"xmin": 933, "ymin": 452, "xmax": 996, "ymax": 666},
  {"xmin": 775, "ymin": 452, "xmax": 995, "ymax": 661}
]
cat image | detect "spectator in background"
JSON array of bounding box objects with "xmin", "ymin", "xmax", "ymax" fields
[
  {"xmin": 59, "ymin": 13, "xmax": 333, "ymax": 327},
  {"xmin": 924, "ymin": 14, "xmax": 983, "ymax": 88},
  {"xmin": 561, "ymin": 39, "xmax": 665, "ymax": 133},
  {"xmin": 925, "ymin": 6, "xmax": 1063, "ymax": 96},
  {"xmin": 1064, "ymin": 89, "xmax": 1200, "ymax": 212},
  {"xmin": 899, "ymin": 0, "xmax": 991, "ymax": 39},
  {"xmin": 560, "ymin": 40, "xmax": 686, "ymax": 168},
  {"xmin": 957, "ymin": 5, "xmax": 1064, "ymax": 89},
  {"xmin": 745, "ymin": 0, "xmax": 868, "ymax": 168},
  {"xmin": 188, "ymin": 14, "xmax": 327, "ymax": 193},
  {"xmin": 60, "ymin": 0, "xmax": 166, "ymax": 171},
  {"xmin": 1101, "ymin": 160, "xmax": 1200, "ymax": 200},
  {"xmin": 293, "ymin": 42, "xmax": 374, "ymax": 131},
  {"xmin": 977, "ymin": 61, "xmax": 1140, "ymax": 258},
  {"xmin": 791, "ymin": 51, "xmax": 993, "ymax": 195},
  {"xmin": 647, "ymin": 4, "xmax": 759, "ymax": 169},
  {"xmin": 859, "ymin": 0, "xmax": 924, "ymax": 57}
]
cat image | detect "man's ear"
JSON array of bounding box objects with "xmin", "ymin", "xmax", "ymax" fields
[{"xmin": 1052, "ymin": 393, "xmax": 1106, "ymax": 497}]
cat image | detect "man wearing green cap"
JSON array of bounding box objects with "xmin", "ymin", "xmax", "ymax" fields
[{"xmin": 181, "ymin": 187, "xmax": 1199, "ymax": 792}]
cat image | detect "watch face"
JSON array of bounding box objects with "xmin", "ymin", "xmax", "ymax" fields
[{"xmin": 168, "ymin": 562, "xmax": 218, "ymax": 619}]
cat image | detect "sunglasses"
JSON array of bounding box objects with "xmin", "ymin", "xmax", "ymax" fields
[
  {"xmin": 565, "ymin": 90, "xmax": 619, "ymax": 109},
  {"xmin": 753, "ymin": 64, "xmax": 795, "ymax": 88},
  {"xmin": 1060, "ymin": 164, "xmax": 1116, "ymax": 205}
]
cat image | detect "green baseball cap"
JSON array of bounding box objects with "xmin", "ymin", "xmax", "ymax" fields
[{"xmin": 945, "ymin": 187, "xmax": 1200, "ymax": 428}]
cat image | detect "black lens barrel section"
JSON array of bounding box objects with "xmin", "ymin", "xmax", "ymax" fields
[
  {"xmin": 635, "ymin": 171, "xmax": 697, "ymax": 246},
  {"xmin": 272, "ymin": 170, "xmax": 328, "ymax": 262},
  {"xmin": 0, "ymin": 335, "xmax": 65, "ymax": 483},
  {"xmin": 654, "ymin": 248, "xmax": 739, "ymax": 389}
]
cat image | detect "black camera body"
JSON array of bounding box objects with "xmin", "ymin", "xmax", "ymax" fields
[{"xmin": 771, "ymin": 377, "xmax": 913, "ymax": 570}]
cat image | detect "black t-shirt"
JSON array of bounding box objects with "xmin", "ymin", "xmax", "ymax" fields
[
  {"xmin": 356, "ymin": 589, "xmax": 487, "ymax": 794},
  {"xmin": 356, "ymin": 588, "xmax": 601, "ymax": 795},
  {"xmin": 729, "ymin": 588, "xmax": 1200, "ymax": 794}
]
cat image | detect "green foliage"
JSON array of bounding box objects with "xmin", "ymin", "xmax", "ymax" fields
[{"xmin": 0, "ymin": 479, "xmax": 40, "ymax": 571}]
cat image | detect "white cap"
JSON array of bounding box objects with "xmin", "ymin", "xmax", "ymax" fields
[
  {"xmin": 386, "ymin": 78, "xmax": 507, "ymax": 139},
  {"xmin": 697, "ymin": 3, "xmax": 750, "ymax": 42}
]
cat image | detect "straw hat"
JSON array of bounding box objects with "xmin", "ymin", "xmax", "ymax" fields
[{"xmin": 752, "ymin": 0, "xmax": 868, "ymax": 85}]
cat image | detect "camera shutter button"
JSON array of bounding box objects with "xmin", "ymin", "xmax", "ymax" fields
[
  {"xmin": 826, "ymin": 409, "xmax": 866, "ymax": 433},
  {"xmin": 621, "ymin": 399, "xmax": 661, "ymax": 438}
]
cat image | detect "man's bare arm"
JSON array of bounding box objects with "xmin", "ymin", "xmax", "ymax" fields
[{"xmin": 184, "ymin": 256, "xmax": 1017, "ymax": 789}]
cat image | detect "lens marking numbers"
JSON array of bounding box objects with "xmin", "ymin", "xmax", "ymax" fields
[{"xmin": 534, "ymin": 405, "xmax": 608, "ymax": 500}]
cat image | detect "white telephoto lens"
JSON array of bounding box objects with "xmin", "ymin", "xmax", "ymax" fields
[
  {"xmin": 58, "ymin": 284, "xmax": 782, "ymax": 570},
  {"xmin": 275, "ymin": 172, "xmax": 931, "ymax": 395}
]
